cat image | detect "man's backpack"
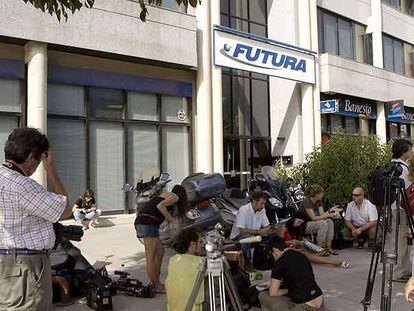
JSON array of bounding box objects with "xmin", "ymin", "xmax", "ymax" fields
[{"xmin": 367, "ymin": 162, "xmax": 408, "ymax": 206}]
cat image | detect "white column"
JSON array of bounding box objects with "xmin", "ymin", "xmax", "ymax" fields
[
  {"xmin": 310, "ymin": 0, "xmax": 321, "ymax": 148},
  {"xmin": 298, "ymin": 0, "xmax": 320, "ymax": 154},
  {"xmin": 376, "ymin": 102, "xmax": 387, "ymax": 143},
  {"xmin": 370, "ymin": 0, "xmax": 384, "ymax": 69},
  {"xmin": 359, "ymin": 119, "xmax": 370, "ymax": 136},
  {"xmin": 25, "ymin": 41, "xmax": 47, "ymax": 186},
  {"xmin": 210, "ymin": 0, "xmax": 223, "ymax": 173},
  {"xmin": 195, "ymin": 0, "xmax": 213, "ymax": 173}
]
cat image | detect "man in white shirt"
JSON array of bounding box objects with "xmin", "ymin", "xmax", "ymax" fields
[
  {"xmin": 230, "ymin": 191, "xmax": 271, "ymax": 268},
  {"xmin": 342, "ymin": 187, "xmax": 378, "ymax": 248}
]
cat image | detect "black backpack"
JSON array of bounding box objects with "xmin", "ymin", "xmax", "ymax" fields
[{"xmin": 367, "ymin": 162, "xmax": 408, "ymax": 206}]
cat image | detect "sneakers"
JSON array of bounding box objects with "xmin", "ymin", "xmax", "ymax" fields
[{"xmin": 340, "ymin": 261, "xmax": 350, "ymax": 269}]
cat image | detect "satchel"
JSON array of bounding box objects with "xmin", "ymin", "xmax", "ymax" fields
[{"xmin": 406, "ymin": 184, "xmax": 414, "ymax": 215}]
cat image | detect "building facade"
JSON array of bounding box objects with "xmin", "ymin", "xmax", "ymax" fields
[{"xmin": 0, "ymin": 0, "xmax": 414, "ymax": 211}]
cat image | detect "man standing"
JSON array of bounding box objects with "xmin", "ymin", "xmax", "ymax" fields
[
  {"xmin": 388, "ymin": 138, "xmax": 413, "ymax": 282},
  {"xmin": 230, "ymin": 191, "xmax": 271, "ymax": 269},
  {"xmin": 0, "ymin": 127, "xmax": 72, "ymax": 310},
  {"xmin": 342, "ymin": 187, "xmax": 378, "ymax": 248}
]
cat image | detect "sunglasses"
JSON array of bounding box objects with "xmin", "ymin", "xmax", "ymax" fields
[{"xmin": 352, "ymin": 193, "xmax": 362, "ymax": 197}]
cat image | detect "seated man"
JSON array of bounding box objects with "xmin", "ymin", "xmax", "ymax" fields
[
  {"xmin": 229, "ymin": 191, "xmax": 272, "ymax": 269},
  {"xmin": 259, "ymin": 236, "xmax": 325, "ymax": 311},
  {"xmin": 165, "ymin": 229, "xmax": 204, "ymax": 311},
  {"xmin": 342, "ymin": 187, "xmax": 378, "ymax": 248}
]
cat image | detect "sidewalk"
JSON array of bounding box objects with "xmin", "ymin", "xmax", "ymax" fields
[{"xmin": 56, "ymin": 215, "xmax": 413, "ymax": 311}]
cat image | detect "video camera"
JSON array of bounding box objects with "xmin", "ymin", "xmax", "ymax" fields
[
  {"xmin": 112, "ymin": 270, "xmax": 155, "ymax": 298},
  {"xmin": 85, "ymin": 267, "xmax": 115, "ymax": 311},
  {"xmin": 54, "ymin": 223, "xmax": 84, "ymax": 243}
]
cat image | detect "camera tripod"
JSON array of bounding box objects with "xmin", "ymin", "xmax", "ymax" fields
[
  {"xmin": 185, "ymin": 252, "xmax": 244, "ymax": 311},
  {"xmin": 361, "ymin": 169, "xmax": 414, "ymax": 311}
]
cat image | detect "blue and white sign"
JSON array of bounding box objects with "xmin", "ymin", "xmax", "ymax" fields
[
  {"xmin": 320, "ymin": 99, "xmax": 377, "ymax": 119},
  {"xmin": 320, "ymin": 100, "xmax": 338, "ymax": 113},
  {"xmin": 213, "ymin": 26, "xmax": 316, "ymax": 84}
]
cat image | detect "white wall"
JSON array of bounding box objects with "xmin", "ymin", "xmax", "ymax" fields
[
  {"xmin": 320, "ymin": 53, "xmax": 414, "ymax": 107},
  {"xmin": 317, "ymin": 0, "xmax": 371, "ymax": 24},
  {"xmin": 0, "ymin": 0, "xmax": 197, "ymax": 67},
  {"xmin": 382, "ymin": 4, "xmax": 414, "ymax": 45},
  {"xmin": 268, "ymin": 0, "xmax": 304, "ymax": 163}
]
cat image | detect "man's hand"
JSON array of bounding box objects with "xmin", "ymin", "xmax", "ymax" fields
[
  {"xmin": 258, "ymin": 227, "xmax": 271, "ymax": 236},
  {"xmin": 41, "ymin": 148, "xmax": 56, "ymax": 172},
  {"xmin": 405, "ymin": 276, "xmax": 414, "ymax": 302},
  {"xmin": 355, "ymin": 228, "xmax": 362, "ymax": 236}
]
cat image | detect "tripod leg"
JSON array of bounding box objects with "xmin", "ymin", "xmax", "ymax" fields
[
  {"xmin": 185, "ymin": 258, "xmax": 207, "ymax": 311},
  {"xmin": 223, "ymin": 258, "xmax": 244, "ymax": 311}
]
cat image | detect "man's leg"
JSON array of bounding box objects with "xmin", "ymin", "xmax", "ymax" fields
[
  {"xmin": 341, "ymin": 226, "xmax": 355, "ymax": 241},
  {"xmin": 235, "ymin": 234, "xmax": 252, "ymax": 264},
  {"xmin": 394, "ymin": 210, "xmax": 411, "ymax": 278},
  {"xmin": 259, "ymin": 291, "xmax": 303, "ymax": 311}
]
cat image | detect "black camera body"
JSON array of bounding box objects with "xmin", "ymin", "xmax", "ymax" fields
[
  {"xmin": 113, "ymin": 271, "xmax": 156, "ymax": 298},
  {"xmin": 54, "ymin": 223, "xmax": 84, "ymax": 243}
]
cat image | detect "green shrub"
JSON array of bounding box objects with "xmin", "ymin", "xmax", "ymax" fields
[{"xmin": 274, "ymin": 131, "xmax": 392, "ymax": 209}]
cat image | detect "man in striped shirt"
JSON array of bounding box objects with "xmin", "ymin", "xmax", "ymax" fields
[{"xmin": 0, "ymin": 127, "xmax": 72, "ymax": 310}]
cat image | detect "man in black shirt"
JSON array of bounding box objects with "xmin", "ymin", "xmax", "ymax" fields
[{"xmin": 259, "ymin": 236, "xmax": 325, "ymax": 311}]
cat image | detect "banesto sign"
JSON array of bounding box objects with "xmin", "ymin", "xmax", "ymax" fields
[
  {"xmin": 214, "ymin": 27, "xmax": 316, "ymax": 84},
  {"xmin": 343, "ymin": 100, "xmax": 373, "ymax": 116}
]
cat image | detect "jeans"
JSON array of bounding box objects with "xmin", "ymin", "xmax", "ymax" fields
[
  {"xmin": 73, "ymin": 209, "xmax": 102, "ymax": 222},
  {"xmin": 234, "ymin": 234, "xmax": 252, "ymax": 263}
]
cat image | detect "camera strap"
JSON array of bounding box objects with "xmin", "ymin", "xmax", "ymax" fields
[{"xmin": 2, "ymin": 161, "xmax": 26, "ymax": 176}]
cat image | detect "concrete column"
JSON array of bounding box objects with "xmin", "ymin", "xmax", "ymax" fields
[
  {"xmin": 310, "ymin": 0, "xmax": 321, "ymax": 147},
  {"xmin": 359, "ymin": 118, "xmax": 370, "ymax": 136},
  {"xmin": 298, "ymin": 0, "xmax": 320, "ymax": 154},
  {"xmin": 195, "ymin": 0, "xmax": 213, "ymax": 173},
  {"xmin": 370, "ymin": 0, "xmax": 384, "ymax": 69},
  {"xmin": 25, "ymin": 41, "xmax": 47, "ymax": 186},
  {"xmin": 210, "ymin": 0, "xmax": 223, "ymax": 173},
  {"xmin": 411, "ymin": 124, "xmax": 414, "ymax": 141},
  {"xmin": 376, "ymin": 102, "xmax": 387, "ymax": 143}
]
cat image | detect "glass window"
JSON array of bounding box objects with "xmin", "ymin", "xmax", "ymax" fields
[
  {"xmin": 400, "ymin": 124, "xmax": 411, "ymax": 138},
  {"xmin": 48, "ymin": 84, "xmax": 84, "ymax": 116},
  {"xmin": 162, "ymin": 126, "xmax": 190, "ymax": 188},
  {"xmin": 393, "ymin": 39, "xmax": 404, "ymax": 74},
  {"xmin": 0, "ymin": 78, "xmax": 20, "ymax": 113},
  {"xmin": 48, "ymin": 119, "xmax": 86, "ymax": 202},
  {"xmin": 323, "ymin": 13, "xmax": 338, "ymax": 54},
  {"xmin": 222, "ymin": 74, "xmax": 232, "ymax": 135},
  {"xmin": 321, "ymin": 115, "xmax": 329, "ymax": 133},
  {"xmin": 331, "ymin": 115, "xmax": 343, "ymax": 132},
  {"xmin": 230, "ymin": 18, "xmax": 249, "ymax": 32},
  {"xmin": 159, "ymin": 0, "xmax": 186, "ymax": 13},
  {"xmin": 0, "ymin": 116, "xmax": 18, "ymax": 163},
  {"xmin": 251, "ymin": 79, "xmax": 269, "ymax": 137},
  {"xmin": 89, "ymin": 122, "xmax": 125, "ymax": 211},
  {"xmin": 338, "ymin": 19, "xmax": 353, "ymax": 59},
  {"xmin": 232, "ymin": 76, "xmax": 251, "ymax": 136},
  {"xmin": 383, "ymin": 35, "xmax": 394, "ymax": 71},
  {"xmin": 161, "ymin": 96, "xmax": 190, "ymax": 123},
  {"xmin": 89, "ymin": 88, "xmax": 124, "ymax": 119},
  {"xmin": 250, "ymin": 23, "xmax": 266, "ymax": 37},
  {"xmin": 388, "ymin": 122, "xmax": 399, "ymax": 139},
  {"xmin": 221, "ymin": 0, "xmax": 229, "ymax": 14},
  {"xmin": 249, "ymin": 0, "xmax": 266, "ymax": 25},
  {"xmin": 127, "ymin": 125, "xmax": 159, "ymax": 210},
  {"xmin": 230, "ymin": 0, "xmax": 248, "ymax": 20},
  {"xmin": 127, "ymin": 92, "xmax": 158, "ymax": 121},
  {"xmin": 345, "ymin": 117, "xmax": 358, "ymax": 134}
]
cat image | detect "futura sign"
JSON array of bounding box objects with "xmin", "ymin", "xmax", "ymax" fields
[{"xmin": 213, "ymin": 25, "xmax": 316, "ymax": 84}]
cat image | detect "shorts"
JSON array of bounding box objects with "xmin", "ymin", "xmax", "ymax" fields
[{"xmin": 135, "ymin": 223, "xmax": 159, "ymax": 238}]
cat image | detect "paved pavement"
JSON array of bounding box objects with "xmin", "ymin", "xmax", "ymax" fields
[{"xmin": 55, "ymin": 214, "xmax": 414, "ymax": 311}]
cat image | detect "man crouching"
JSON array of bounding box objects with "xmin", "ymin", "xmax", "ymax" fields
[{"xmin": 259, "ymin": 236, "xmax": 326, "ymax": 311}]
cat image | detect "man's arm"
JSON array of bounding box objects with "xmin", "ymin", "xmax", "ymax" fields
[
  {"xmin": 357, "ymin": 220, "xmax": 377, "ymax": 233},
  {"xmin": 269, "ymin": 278, "xmax": 288, "ymax": 297},
  {"xmin": 42, "ymin": 150, "xmax": 72, "ymax": 220},
  {"xmin": 344, "ymin": 219, "xmax": 355, "ymax": 231}
]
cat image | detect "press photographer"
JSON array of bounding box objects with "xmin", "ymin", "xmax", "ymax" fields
[{"xmin": 0, "ymin": 127, "xmax": 72, "ymax": 310}]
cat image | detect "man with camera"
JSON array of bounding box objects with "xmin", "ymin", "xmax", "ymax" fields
[
  {"xmin": 230, "ymin": 191, "xmax": 272, "ymax": 270},
  {"xmin": 0, "ymin": 127, "xmax": 72, "ymax": 310}
]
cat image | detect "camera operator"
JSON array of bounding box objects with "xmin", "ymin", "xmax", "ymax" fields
[
  {"xmin": 259, "ymin": 236, "xmax": 326, "ymax": 311},
  {"xmin": 386, "ymin": 138, "xmax": 413, "ymax": 282},
  {"xmin": 0, "ymin": 127, "xmax": 72, "ymax": 310},
  {"xmin": 229, "ymin": 191, "xmax": 272, "ymax": 270},
  {"xmin": 165, "ymin": 228, "xmax": 204, "ymax": 311}
]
